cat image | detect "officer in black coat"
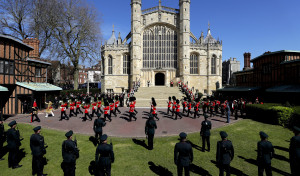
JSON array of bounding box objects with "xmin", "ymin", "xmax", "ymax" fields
[
  {"xmin": 62, "ymin": 130, "xmax": 79, "ymax": 176},
  {"xmin": 6, "ymin": 120, "xmax": 23, "ymax": 169},
  {"xmin": 216, "ymin": 131, "xmax": 234, "ymax": 176},
  {"xmin": 95, "ymin": 134, "xmax": 114, "ymax": 176},
  {"xmin": 200, "ymin": 114, "xmax": 211, "ymax": 152},
  {"xmin": 0, "ymin": 120, "xmax": 5, "ymax": 160},
  {"xmin": 93, "ymin": 113, "xmax": 106, "ymax": 141},
  {"xmin": 174, "ymin": 132, "xmax": 193, "ymax": 176},
  {"xmin": 145, "ymin": 114, "xmax": 157, "ymax": 150},
  {"xmin": 290, "ymin": 126, "xmax": 300, "ymax": 176},
  {"xmin": 30, "ymin": 126, "xmax": 47, "ymax": 176},
  {"xmin": 257, "ymin": 131, "xmax": 274, "ymax": 176}
]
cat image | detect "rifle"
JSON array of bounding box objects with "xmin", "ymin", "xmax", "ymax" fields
[{"xmin": 110, "ymin": 139, "xmax": 113, "ymax": 149}]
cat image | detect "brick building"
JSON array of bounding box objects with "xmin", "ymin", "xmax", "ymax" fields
[{"xmin": 0, "ymin": 35, "xmax": 62, "ymax": 116}]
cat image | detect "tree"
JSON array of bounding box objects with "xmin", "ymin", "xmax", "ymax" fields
[{"xmin": 50, "ymin": 0, "xmax": 101, "ymax": 90}]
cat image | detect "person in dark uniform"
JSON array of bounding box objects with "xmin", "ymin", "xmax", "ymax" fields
[
  {"xmin": 200, "ymin": 114, "xmax": 211, "ymax": 152},
  {"xmin": 290, "ymin": 126, "xmax": 300, "ymax": 176},
  {"xmin": 0, "ymin": 120, "xmax": 5, "ymax": 160},
  {"xmin": 30, "ymin": 126, "xmax": 47, "ymax": 176},
  {"xmin": 93, "ymin": 113, "xmax": 106, "ymax": 141},
  {"xmin": 216, "ymin": 131, "xmax": 234, "ymax": 176},
  {"xmin": 145, "ymin": 114, "xmax": 157, "ymax": 150},
  {"xmin": 95, "ymin": 134, "xmax": 114, "ymax": 176},
  {"xmin": 54, "ymin": 97, "xmax": 59, "ymax": 109},
  {"xmin": 174, "ymin": 132, "xmax": 193, "ymax": 176},
  {"xmin": 31, "ymin": 106, "xmax": 41, "ymax": 123},
  {"xmin": 23, "ymin": 100, "xmax": 28, "ymax": 114},
  {"xmin": 62, "ymin": 130, "xmax": 79, "ymax": 176},
  {"xmin": 6, "ymin": 120, "xmax": 23, "ymax": 169},
  {"xmin": 257, "ymin": 131, "xmax": 274, "ymax": 176}
]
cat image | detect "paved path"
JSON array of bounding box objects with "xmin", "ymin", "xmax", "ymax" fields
[{"xmin": 5, "ymin": 107, "xmax": 241, "ymax": 138}]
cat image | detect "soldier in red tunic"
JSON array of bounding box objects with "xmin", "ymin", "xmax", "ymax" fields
[
  {"xmin": 187, "ymin": 98, "xmax": 193, "ymax": 117},
  {"xmin": 129, "ymin": 98, "xmax": 137, "ymax": 121},
  {"xmin": 109, "ymin": 99, "xmax": 116, "ymax": 117},
  {"xmin": 167, "ymin": 97, "xmax": 172, "ymax": 115},
  {"xmin": 182, "ymin": 97, "xmax": 187, "ymax": 114},
  {"xmin": 175, "ymin": 99, "xmax": 182, "ymax": 120},
  {"xmin": 69, "ymin": 102, "xmax": 77, "ymax": 117},
  {"xmin": 82, "ymin": 104, "xmax": 92, "ymax": 121},
  {"xmin": 172, "ymin": 96, "xmax": 177, "ymax": 117},
  {"xmin": 90, "ymin": 102, "xmax": 97, "ymax": 118},
  {"xmin": 114, "ymin": 96, "xmax": 121, "ymax": 114},
  {"xmin": 151, "ymin": 100, "xmax": 159, "ymax": 121},
  {"xmin": 194, "ymin": 98, "xmax": 200, "ymax": 119},
  {"xmin": 103, "ymin": 101, "xmax": 112, "ymax": 122},
  {"xmin": 59, "ymin": 103, "xmax": 69, "ymax": 121},
  {"xmin": 76, "ymin": 101, "xmax": 83, "ymax": 114},
  {"xmin": 97, "ymin": 100, "xmax": 103, "ymax": 114}
]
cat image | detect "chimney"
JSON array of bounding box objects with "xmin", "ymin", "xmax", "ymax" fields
[
  {"xmin": 243, "ymin": 52, "xmax": 251, "ymax": 70},
  {"xmin": 23, "ymin": 38, "xmax": 40, "ymax": 59}
]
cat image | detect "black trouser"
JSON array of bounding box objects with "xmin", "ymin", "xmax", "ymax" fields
[
  {"xmin": 115, "ymin": 107, "xmax": 121, "ymax": 114},
  {"xmin": 291, "ymin": 160, "xmax": 300, "ymax": 176},
  {"xmin": 148, "ymin": 134, "xmax": 154, "ymax": 150},
  {"xmin": 104, "ymin": 114, "xmax": 111, "ymax": 122},
  {"xmin": 32, "ymin": 155, "xmax": 44, "ymax": 176},
  {"xmin": 62, "ymin": 162, "xmax": 75, "ymax": 176},
  {"xmin": 234, "ymin": 110, "xmax": 238, "ymax": 120},
  {"xmin": 76, "ymin": 107, "xmax": 83, "ymax": 114},
  {"xmin": 219, "ymin": 164, "xmax": 230, "ymax": 176},
  {"xmin": 182, "ymin": 107, "xmax": 186, "ymax": 114},
  {"xmin": 110, "ymin": 109, "xmax": 116, "ymax": 117},
  {"xmin": 69, "ymin": 109, "xmax": 76, "ymax": 117},
  {"xmin": 152, "ymin": 113, "xmax": 159, "ymax": 120},
  {"xmin": 97, "ymin": 108, "xmax": 103, "ymax": 114},
  {"xmin": 134, "ymin": 109, "xmax": 138, "ymax": 114},
  {"xmin": 85, "ymin": 113, "xmax": 92, "ymax": 120},
  {"xmin": 60, "ymin": 111, "xmax": 69, "ymax": 120},
  {"xmin": 130, "ymin": 112, "xmax": 137, "ymax": 121},
  {"xmin": 172, "ymin": 108, "xmax": 175, "ymax": 116},
  {"xmin": 258, "ymin": 163, "xmax": 272, "ymax": 176},
  {"xmin": 8, "ymin": 148, "xmax": 19, "ymax": 167},
  {"xmin": 95, "ymin": 164, "xmax": 111, "ymax": 176},
  {"xmin": 95, "ymin": 131, "xmax": 102, "ymax": 141},
  {"xmin": 31, "ymin": 114, "xmax": 40, "ymax": 122},
  {"xmin": 91, "ymin": 109, "xmax": 96, "ymax": 117},
  {"xmin": 194, "ymin": 110, "xmax": 199, "ymax": 118},
  {"xmin": 187, "ymin": 109, "xmax": 192, "ymax": 117},
  {"xmin": 177, "ymin": 165, "xmax": 190, "ymax": 176},
  {"xmin": 210, "ymin": 109, "xmax": 214, "ymax": 117},
  {"xmin": 175, "ymin": 111, "xmax": 182, "ymax": 120},
  {"xmin": 202, "ymin": 136, "xmax": 210, "ymax": 151}
]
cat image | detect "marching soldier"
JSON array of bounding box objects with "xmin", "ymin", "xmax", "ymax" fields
[
  {"xmin": 200, "ymin": 114, "xmax": 211, "ymax": 152},
  {"xmin": 76, "ymin": 100, "xmax": 83, "ymax": 114},
  {"xmin": 7, "ymin": 120, "xmax": 23, "ymax": 169},
  {"xmin": 194, "ymin": 98, "xmax": 200, "ymax": 119},
  {"xmin": 59, "ymin": 103, "xmax": 69, "ymax": 121},
  {"xmin": 145, "ymin": 114, "xmax": 157, "ymax": 150},
  {"xmin": 97, "ymin": 100, "xmax": 104, "ymax": 114},
  {"xmin": 69, "ymin": 102, "xmax": 77, "ymax": 117},
  {"xmin": 31, "ymin": 100, "xmax": 40, "ymax": 122},
  {"xmin": 114, "ymin": 96, "xmax": 121, "ymax": 114},
  {"xmin": 174, "ymin": 132, "xmax": 193, "ymax": 176},
  {"xmin": 186, "ymin": 99, "xmax": 193, "ymax": 117},
  {"xmin": 61, "ymin": 130, "xmax": 79, "ymax": 176},
  {"xmin": 95, "ymin": 134, "xmax": 114, "ymax": 176},
  {"xmin": 175, "ymin": 99, "xmax": 182, "ymax": 120},
  {"xmin": 0, "ymin": 120, "xmax": 5, "ymax": 160},
  {"xmin": 129, "ymin": 98, "xmax": 137, "ymax": 121},
  {"xmin": 103, "ymin": 100, "xmax": 112, "ymax": 122},
  {"xmin": 167, "ymin": 97, "xmax": 172, "ymax": 115},
  {"xmin": 91, "ymin": 102, "xmax": 98, "ymax": 118},
  {"xmin": 290, "ymin": 126, "xmax": 300, "ymax": 176},
  {"xmin": 83, "ymin": 104, "xmax": 92, "ymax": 121},
  {"xmin": 30, "ymin": 126, "xmax": 47, "ymax": 176},
  {"xmin": 109, "ymin": 99, "xmax": 116, "ymax": 117},
  {"xmin": 93, "ymin": 114, "xmax": 106, "ymax": 141},
  {"xmin": 172, "ymin": 96, "xmax": 177, "ymax": 117},
  {"xmin": 257, "ymin": 131, "xmax": 274, "ymax": 176},
  {"xmin": 216, "ymin": 131, "xmax": 234, "ymax": 176},
  {"xmin": 182, "ymin": 97, "xmax": 187, "ymax": 114},
  {"xmin": 45, "ymin": 101, "xmax": 54, "ymax": 118}
]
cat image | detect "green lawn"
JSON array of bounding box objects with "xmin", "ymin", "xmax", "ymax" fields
[{"xmin": 0, "ymin": 119, "xmax": 293, "ymax": 176}]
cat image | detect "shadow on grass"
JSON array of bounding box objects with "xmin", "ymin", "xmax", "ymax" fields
[
  {"xmin": 148, "ymin": 161, "xmax": 173, "ymax": 176},
  {"xmin": 89, "ymin": 136, "xmax": 99, "ymax": 147},
  {"xmin": 16, "ymin": 148, "xmax": 26, "ymax": 165},
  {"xmin": 211, "ymin": 160, "xmax": 249, "ymax": 176},
  {"xmin": 254, "ymin": 149, "xmax": 289, "ymax": 162},
  {"xmin": 187, "ymin": 140, "xmax": 203, "ymax": 152},
  {"xmin": 238, "ymin": 156, "xmax": 291, "ymax": 176},
  {"xmin": 132, "ymin": 138, "xmax": 148, "ymax": 150},
  {"xmin": 190, "ymin": 163, "xmax": 212, "ymax": 176},
  {"xmin": 0, "ymin": 145, "xmax": 8, "ymax": 159},
  {"xmin": 274, "ymin": 145, "xmax": 289, "ymax": 152},
  {"xmin": 88, "ymin": 160, "xmax": 96, "ymax": 175}
]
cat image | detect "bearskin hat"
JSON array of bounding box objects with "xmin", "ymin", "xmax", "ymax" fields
[
  {"xmin": 172, "ymin": 96, "xmax": 176, "ymax": 100},
  {"xmin": 168, "ymin": 96, "xmax": 171, "ymax": 101}
]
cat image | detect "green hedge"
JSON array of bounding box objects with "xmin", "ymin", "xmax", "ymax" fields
[
  {"xmin": 60, "ymin": 88, "xmax": 100, "ymax": 97},
  {"xmin": 246, "ymin": 103, "xmax": 300, "ymax": 128}
]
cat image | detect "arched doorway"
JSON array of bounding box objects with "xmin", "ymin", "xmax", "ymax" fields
[{"xmin": 155, "ymin": 73, "xmax": 165, "ymax": 86}]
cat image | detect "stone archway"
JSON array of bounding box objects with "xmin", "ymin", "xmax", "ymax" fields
[{"xmin": 155, "ymin": 73, "xmax": 165, "ymax": 86}]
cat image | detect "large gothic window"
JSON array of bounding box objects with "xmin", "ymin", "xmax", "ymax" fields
[
  {"xmin": 143, "ymin": 25, "xmax": 177, "ymax": 69},
  {"xmin": 108, "ymin": 56, "xmax": 113, "ymax": 75},
  {"xmin": 123, "ymin": 54, "xmax": 130, "ymax": 74},
  {"xmin": 190, "ymin": 54, "xmax": 198, "ymax": 74},
  {"xmin": 211, "ymin": 55, "xmax": 216, "ymax": 74}
]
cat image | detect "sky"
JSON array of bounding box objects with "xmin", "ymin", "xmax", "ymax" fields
[{"xmin": 90, "ymin": 0, "xmax": 300, "ymax": 70}]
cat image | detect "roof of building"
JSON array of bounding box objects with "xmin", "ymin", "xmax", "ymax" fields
[
  {"xmin": 251, "ymin": 50, "xmax": 300, "ymax": 62},
  {"xmin": 265, "ymin": 85, "xmax": 300, "ymax": 93},
  {"xmin": 217, "ymin": 86, "xmax": 261, "ymax": 92},
  {"xmin": 203, "ymin": 29, "xmax": 217, "ymax": 44},
  {"xmin": 106, "ymin": 26, "xmax": 117, "ymax": 45},
  {"xmin": 0, "ymin": 34, "xmax": 34, "ymax": 50},
  {"xmin": 0, "ymin": 85, "xmax": 9, "ymax": 91},
  {"xmin": 27, "ymin": 58, "xmax": 51, "ymax": 65},
  {"xmin": 16, "ymin": 82, "xmax": 62, "ymax": 91}
]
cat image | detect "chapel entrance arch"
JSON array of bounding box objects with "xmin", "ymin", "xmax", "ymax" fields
[{"xmin": 155, "ymin": 73, "xmax": 165, "ymax": 86}]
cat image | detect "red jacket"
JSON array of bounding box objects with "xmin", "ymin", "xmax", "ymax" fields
[
  {"xmin": 152, "ymin": 107, "xmax": 156, "ymax": 114},
  {"xmin": 84, "ymin": 105, "xmax": 89, "ymax": 114},
  {"xmin": 176, "ymin": 105, "xmax": 180, "ymax": 112},
  {"xmin": 98, "ymin": 101, "xmax": 102, "ymax": 108},
  {"xmin": 104, "ymin": 106, "xmax": 109, "ymax": 114},
  {"xmin": 76, "ymin": 102, "xmax": 81, "ymax": 108},
  {"xmin": 70, "ymin": 103, "xmax": 75, "ymax": 110},
  {"xmin": 61, "ymin": 104, "xmax": 66, "ymax": 112},
  {"xmin": 172, "ymin": 102, "xmax": 176, "ymax": 109},
  {"xmin": 115, "ymin": 101, "xmax": 119, "ymax": 108},
  {"xmin": 168, "ymin": 101, "xmax": 172, "ymax": 108},
  {"xmin": 110, "ymin": 103, "xmax": 114, "ymax": 111},
  {"xmin": 129, "ymin": 104, "xmax": 135, "ymax": 113}
]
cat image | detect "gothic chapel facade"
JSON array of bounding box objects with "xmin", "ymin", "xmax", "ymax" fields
[{"xmin": 101, "ymin": 0, "xmax": 222, "ymax": 95}]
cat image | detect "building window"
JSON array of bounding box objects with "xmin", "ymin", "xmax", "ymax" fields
[
  {"xmin": 211, "ymin": 56, "xmax": 216, "ymax": 74},
  {"xmin": 0, "ymin": 60, "xmax": 4, "ymax": 73},
  {"xmin": 108, "ymin": 56, "xmax": 113, "ymax": 74},
  {"xmin": 36, "ymin": 67, "xmax": 41, "ymax": 77},
  {"xmin": 190, "ymin": 54, "xmax": 198, "ymax": 74},
  {"xmin": 123, "ymin": 54, "xmax": 130, "ymax": 74},
  {"xmin": 1, "ymin": 60, "xmax": 14, "ymax": 75},
  {"xmin": 262, "ymin": 63, "xmax": 271, "ymax": 74},
  {"xmin": 143, "ymin": 25, "xmax": 177, "ymax": 69}
]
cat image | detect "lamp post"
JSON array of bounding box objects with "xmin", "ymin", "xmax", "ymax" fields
[{"xmin": 87, "ymin": 71, "xmax": 89, "ymax": 95}]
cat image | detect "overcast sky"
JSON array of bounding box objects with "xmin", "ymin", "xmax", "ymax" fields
[{"xmin": 91, "ymin": 0, "xmax": 300, "ymax": 70}]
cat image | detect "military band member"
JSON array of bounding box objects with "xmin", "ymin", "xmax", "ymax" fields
[
  {"xmin": 91, "ymin": 102, "xmax": 98, "ymax": 118},
  {"xmin": 216, "ymin": 131, "xmax": 234, "ymax": 176},
  {"xmin": 175, "ymin": 99, "xmax": 182, "ymax": 120},
  {"xmin": 200, "ymin": 114, "xmax": 211, "ymax": 152},
  {"xmin": 83, "ymin": 104, "xmax": 92, "ymax": 121},
  {"xmin": 31, "ymin": 106, "xmax": 40, "ymax": 123},
  {"xmin": 45, "ymin": 101, "xmax": 54, "ymax": 118},
  {"xmin": 95, "ymin": 134, "xmax": 114, "ymax": 176},
  {"xmin": 59, "ymin": 103, "xmax": 69, "ymax": 121},
  {"xmin": 69, "ymin": 102, "xmax": 77, "ymax": 117},
  {"xmin": 114, "ymin": 96, "xmax": 121, "ymax": 114},
  {"xmin": 186, "ymin": 99, "xmax": 193, "ymax": 117},
  {"xmin": 30, "ymin": 126, "xmax": 47, "ymax": 176},
  {"xmin": 76, "ymin": 101, "xmax": 83, "ymax": 114},
  {"xmin": 7, "ymin": 120, "xmax": 23, "ymax": 169},
  {"xmin": 109, "ymin": 99, "xmax": 116, "ymax": 117},
  {"xmin": 93, "ymin": 114, "xmax": 106, "ymax": 141},
  {"xmin": 174, "ymin": 132, "xmax": 193, "ymax": 176},
  {"xmin": 290, "ymin": 126, "xmax": 300, "ymax": 176},
  {"xmin": 0, "ymin": 120, "xmax": 5, "ymax": 160},
  {"xmin": 167, "ymin": 97, "xmax": 172, "ymax": 115},
  {"xmin": 62, "ymin": 130, "xmax": 79, "ymax": 176},
  {"xmin": 145, "ymin": 114, "xmax": 157, "ymax": 150},
  {"xmin": 182, "ymin": 97, "xmax": 187, "ymax": 114},
  {"xmin": 194, "ymin": 99, "xmax": 200, "ymax": 119},
  {"xmin": 97, "ymin": 100, "xmax": 104, "ymax": 114},
  {"xmin": 129, "ymin": 99, "xmax": 137, "ymax": 122},
  {"xmin": 257, "ymin": 131, "xmax": 274, "ymax": 176}
]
